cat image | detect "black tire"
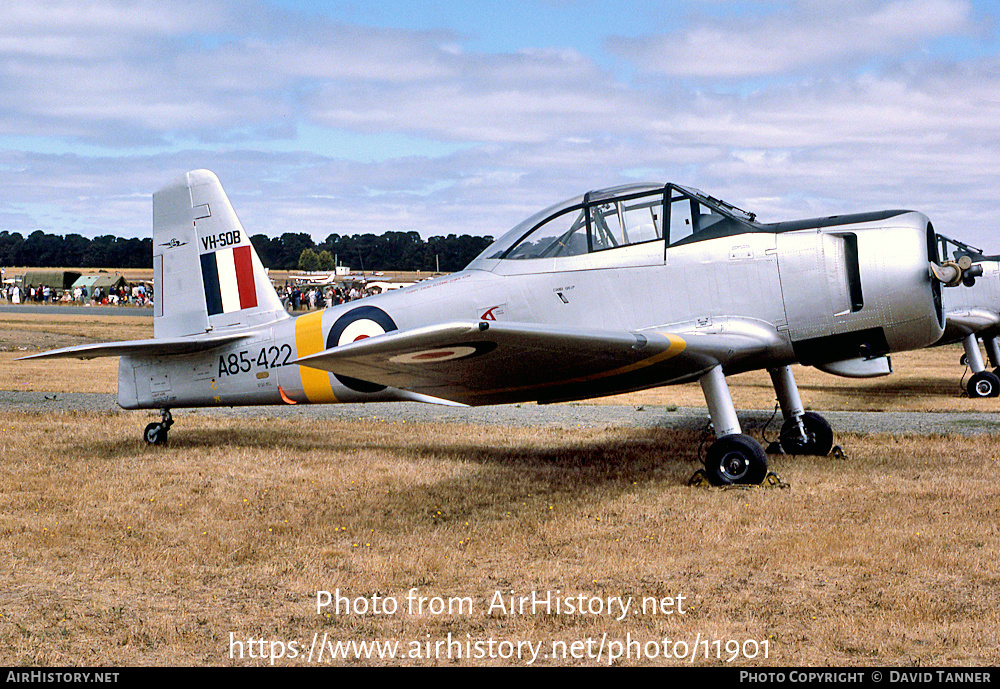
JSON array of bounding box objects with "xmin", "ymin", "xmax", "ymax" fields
[
  {"xmin": 144, "ymin": 422, "xmax": 166, "ymax": 445},
  {"xmin": 967, "ymin": 370, "xmax": 1000, "ymax": 398},
  {"xmin": 779, "ymin": 411, "xmax": 834, "ymax": 456},
  {"xmin": 704, "ymin": 434, "xmax": 768, "ymax": 486}
]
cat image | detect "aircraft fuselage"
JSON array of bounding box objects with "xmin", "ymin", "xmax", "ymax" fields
[{"xmin": 118, "ymin": 209, "xmax": 942, "ymax": 410}]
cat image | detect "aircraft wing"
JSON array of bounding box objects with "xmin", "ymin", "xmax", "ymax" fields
[
  {"xmin": 941, "ymin": 307, "xmax": 1000, "ymax": 343},
  {"xmin": 292, "ymin": 319, "xmax": 783, "ymax": 405},
  {"xmin": 17, "ymin": 333, "xmax": 253, "ymax": 361}
]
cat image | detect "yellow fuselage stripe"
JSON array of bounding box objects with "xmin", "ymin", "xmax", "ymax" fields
[{"xmin": 294, "ymin": 311, "xmax": 339, "ymax": 403}]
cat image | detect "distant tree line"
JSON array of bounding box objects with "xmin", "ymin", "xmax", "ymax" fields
[
  {"xmin": 251, "ymin": 231, "xmax": 493, "ymax": 272},
  {"xmin": 0, "ymin": 231, "xmax": 153, "ymax": 269},
  {"xmin": 0, "ymin": 229, "xmax": 494, "ymax": 272}
]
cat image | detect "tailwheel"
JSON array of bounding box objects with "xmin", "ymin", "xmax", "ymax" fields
[
  {"xmin": 144, "ymin": 422, "xmax": 167, "ymax": 445},
  {"xmin": 967, "ymin": 371, "xmax": 1000, "ymax": 398},
  {"xmin": 703, "ymin": 434, "xmax": 768, "ymax": 486},
  {"xmin": 778, "ymin": 411, "xmax": 834, "ymax": 456},
  {"xmin": 144, "ymin": 408, "xmax": 174, "ymax": 445}
]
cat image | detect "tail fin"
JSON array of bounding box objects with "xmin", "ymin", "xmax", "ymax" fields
[{"xmin": 152, "ymin": 170, "xmax": 287, "ymax": 338}]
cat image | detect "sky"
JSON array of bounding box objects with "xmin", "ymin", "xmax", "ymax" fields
[{"xmin": 2, "ymin": 0, "xmax": 1000, "ymax": 250}]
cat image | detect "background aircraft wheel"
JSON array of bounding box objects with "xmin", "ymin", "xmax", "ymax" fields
[
  {"xmin": 967, "ymin": 371, "xmax": 1000, "ymax": 398},
  {"xmin": 704, "ymin": 434, "xmax": 768, "ymax": 486},
  {"xmin": 144, "ymin": 422, "xmax": 167, "ymax": 445},
  {"xmin": 778, "ymin": 411, "xmax": 834, "ymax": 456}
]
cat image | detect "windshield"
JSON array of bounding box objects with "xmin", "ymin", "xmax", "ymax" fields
[{"xmin": 474, "ymin": 194, "xmax": 587, "ymax": 261}]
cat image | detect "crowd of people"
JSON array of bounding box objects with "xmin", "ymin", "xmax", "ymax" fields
[
  {"xmin": 1, "ymin": 277, "xmax": 381, "ymax": 311},
  {"xmin": 1, "ymin": 282, "xmax": 152, "ymax": 306},
  {"xmin": 280, "ymin": 283, "xmax": 376, "ymax": 311}
]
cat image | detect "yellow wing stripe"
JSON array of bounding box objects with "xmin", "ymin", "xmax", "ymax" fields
[{"xmin": 294, "ymin": 311, "xmax": 339, "ymax": 403}]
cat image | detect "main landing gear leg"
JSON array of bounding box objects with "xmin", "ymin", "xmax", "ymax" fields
[
  {"xmin": 768, "ymin": 365, "xmax": 834, "ymax": 456},
  {"xmin": 983, "ymin": 335, "xmax": 1000, "ymax": 372},
  {"xmin": 144, "ymin": 408, "xmax": 173, "ymax": 445},
  {"xmin": 963, "ymin": 334, "xmax": 1000, "ymax": 398},
  {"xmin": 697, "ymin": 365, "xmax": 768, "ymax": 486}
]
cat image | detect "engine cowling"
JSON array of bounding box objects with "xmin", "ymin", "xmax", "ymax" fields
[{"xmin": 775, "ymin": 211, "xmax": 945, "ymax": 376}]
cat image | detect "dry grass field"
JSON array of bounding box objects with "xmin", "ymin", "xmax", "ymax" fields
[
  {"xmin": 0, "ymin": 311, "xmax": 151, "ymax": 394},
  {"xmin": 1, "ymin": 308, "xmax": 999, "ymax": 666}
]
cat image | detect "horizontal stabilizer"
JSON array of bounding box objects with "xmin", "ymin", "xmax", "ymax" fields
[{"xmin": 17, "ymin": 333, "xmax": 253, "ymax": 361}]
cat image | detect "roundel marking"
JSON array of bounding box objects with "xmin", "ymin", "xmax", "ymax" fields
[
  {"xmin": 390, "ymin": 346, "xmax": 480, "ymax": 365},
  {"xmin": 338, "ymin": 319, "xmax": 386, "ymax": 345},
  {"xmin": 326, "ymin": 306, "xmax": 398, "ymax": 393},
  {"xmin": 390, "ymin": 341, "xmax": 497, "ymax": 366}
]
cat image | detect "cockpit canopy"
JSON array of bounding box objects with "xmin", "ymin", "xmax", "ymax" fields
[{"xmin": 473, "ymin": 183, "xmax": 759, "ymax": 262}]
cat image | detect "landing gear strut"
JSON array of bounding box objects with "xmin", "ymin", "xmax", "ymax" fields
[
  {"xmin": 768, "ymin": 365, "xmax": 834, "ymax": 456},
  {"xmin": 983, "ymin": 336, "xmax": 1000, "ymax": 372},
  {"xmin": 144, "ymin": 408, "xmax": 173, "ymax": 445},
  {"xmin": 962, "ymin": 334, "xmax": 1000, "ymax": 398},
  {"xmin": 697, "ymin": 365, "xmax": 769, "ymax": 486}
]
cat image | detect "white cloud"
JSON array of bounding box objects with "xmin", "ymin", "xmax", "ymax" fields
[{"xmin": 608, "ymin": 0, "xmax": 976, "ymax": 77}]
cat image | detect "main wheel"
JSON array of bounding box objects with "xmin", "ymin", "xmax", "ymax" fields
[
  {"xmin": 779, "ymin": 411, "xmax": 834, "ymax": 456},
  {"xmin": 144, "ymin": 422, "xmax": 167, "ymax": 445},
  {"xmin": 704, "ymin": 434, "xmax": 768, "ymax": 486},
  {"xmin": 967, "ymin": 370, "xmax": 1000, "ymax": 398}
]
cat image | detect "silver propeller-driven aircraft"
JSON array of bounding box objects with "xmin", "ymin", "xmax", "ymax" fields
[
  {"xmin": 22, "ymin": 170, "xmax": 980, "ymax": 485},
  {"xmin": 935, "ymin": 235, "xmax": 1000, "ymax": 397}
]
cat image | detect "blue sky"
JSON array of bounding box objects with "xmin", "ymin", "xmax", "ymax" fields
[{"xmin": 2, "ymin": 0, "xmax": 1000, "ymax": 250}]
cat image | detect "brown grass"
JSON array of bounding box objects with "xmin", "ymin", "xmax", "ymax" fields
[
  {"xmin": 0, "ymin": 312, "xmax": 151, "ymax": 393},
  {"xmin": 1, "ymin": 411, "xmax": 998, "ymax": 666},
  {"xmin": 0, "ymin": 311, "xmax": 152, "ymax": 354}
]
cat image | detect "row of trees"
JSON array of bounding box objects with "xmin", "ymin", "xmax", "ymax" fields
[
  {"xmin": 252, "ymin": 231, "xmax": 493, "ymax": 272},
  {"xmin": 0, "ymin": 231, "xmax": 153, "ymax": 269},
  {"xmin": 0, "ymin": 230, "xmax": 494, "ymax": 272}
]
